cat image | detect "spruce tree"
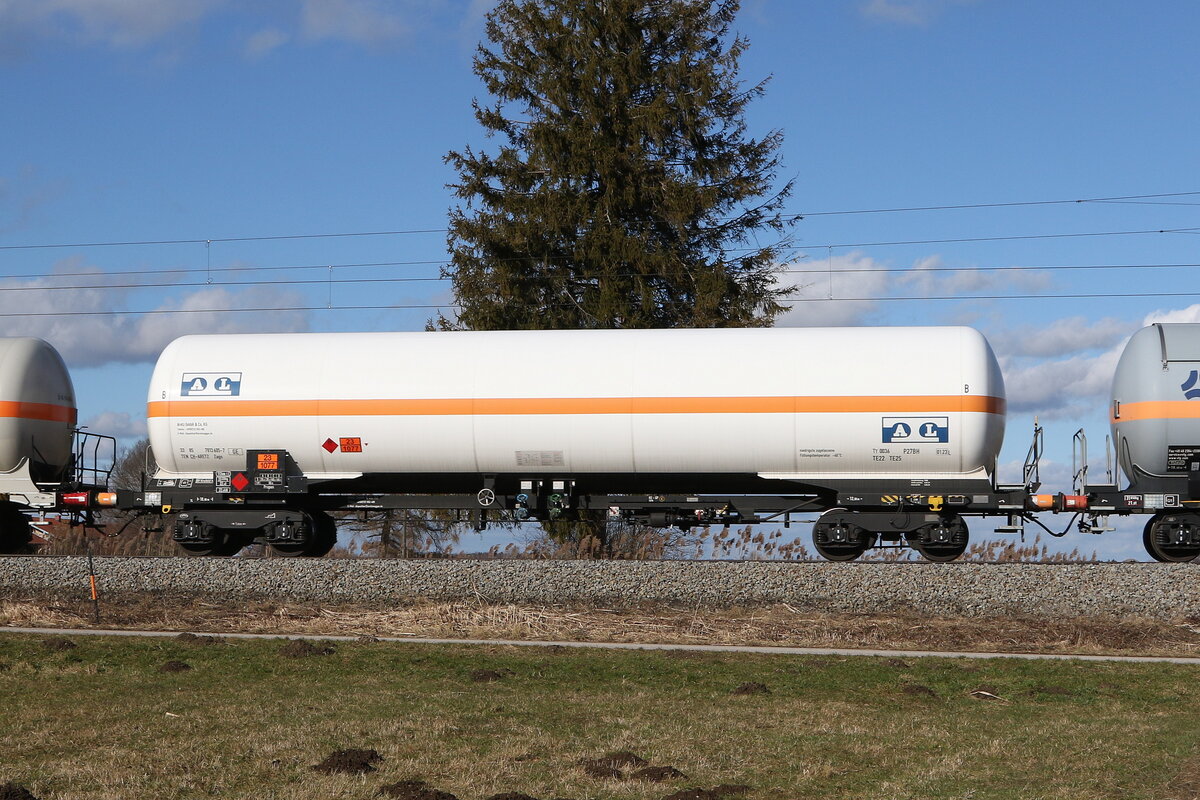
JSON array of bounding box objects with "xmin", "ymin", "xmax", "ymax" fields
[{"xmin": 443, "ymin": 0, "xmax": 794, "ymax": 330}]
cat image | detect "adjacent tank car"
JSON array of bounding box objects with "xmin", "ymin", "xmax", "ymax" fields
[
  {"xmin": 0, "ymin": 338, "xmax": 78, "ymax": 551},
  {"xmin": 1082, "ymin": 323, "xmax": 1200, "ymax": 561}
]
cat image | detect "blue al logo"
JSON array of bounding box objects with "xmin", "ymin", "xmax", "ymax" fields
[
  {"xmin": 181, "ymin": 372, "xmax": 242, "ymax": 397},
  {"xmin": 1182, "ymin": 370, "xmax": 1200, "ymax": 400},
  {"xmin": 882, "ymin": 416, "xmax": 949, "ymax": 443}
]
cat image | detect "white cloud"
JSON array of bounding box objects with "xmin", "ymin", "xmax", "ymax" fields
[
  {"xmin": 860, "ymin": 0, "xmax": 976, "ymax": 26},
  {"xmin": 0, "ymin": 0, "xmax": 225, "ymax": 48},
  {"xmin": 991, "ymin": 316, "xmax": 1129, "ymax": 359},
  {"xmin": 244, "ymin": 27, "xmax": 289, "ymax": 59},
  {"xmin": 1145, "ymin": 302, "xmax": 1200, "ymax": 325},
  {"xmin": 775, "ymin": 251, "xmax": 890, "ymax": 326},
  {"xmin": 1000, "ymin": 347, "xmax": 1121, "ymax": 420},
  {"xmin": 80, "ymin": 410, "xmax": 147, "ymax": 439},
  {"xmin": 896, "ymin": 254, "xmax": 1052, "ymax": 298},
  {"xmin": 300, "ymin": 0, "xmax": 408, "ymax": 46},
  {"xmin": 0, "ymin": 261, "xmax": 311, "ymax": 367},
  {"xmin": 998, "ymin": 304, "xmax": 1200, "ymax": 420},
  {"xmin": 0, "ymin": 0, "xmax": 417, "ymax": 56},
  {"xmin": 774, "ymin": 251, "xmax": 1055, "ymax": 326}
]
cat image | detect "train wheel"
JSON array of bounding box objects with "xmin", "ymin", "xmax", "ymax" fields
[
  {"xmin": 812, "ymin": 518, "xmax": 874, "ymax": 561},
  {"xmin": 176, "ymin": 528, "xmax": 234, "ymax": 557},
  {"xmin": 908, "ymin": 516, "xmax": 969, "ymax": 563},
  {"xmin": 0, "ymin": 505, "xmax": 33, "ymax": 554},
  {"xmin": 269, "ymin": 512, "xmax": 336, "ymax": 558},
  {"xmin": 1142, "ymin": 515, "xmax": 1200, "ymax": 562},
  {"xmin": 305, "ymin": 512, "xmax": 338, "ymax": 557},
  {"xmin": 171, "ymin": 517, "xmax": 245, "ymax": 557}
]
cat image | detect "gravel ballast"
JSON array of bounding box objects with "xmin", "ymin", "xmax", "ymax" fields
[{"xmin": 1, "ymin": 558, "xmax": 1198, "ymax": 617}]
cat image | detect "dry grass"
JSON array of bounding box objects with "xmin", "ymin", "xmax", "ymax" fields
[
  {"xmin": 3, "ymin": 633, "xmax": 1200, "ymax": 799},
  {"xmin": 4, "ymin": 592, "xmax": 1200, "ymax": 658}
]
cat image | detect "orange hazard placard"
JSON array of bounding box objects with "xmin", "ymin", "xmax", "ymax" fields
[
  {"xmin": 339, "ymin": 437, "xmax": 363, "ymax": 453},
  {"xmin": 257, "ymin": 453, "xmax": 280, "ymax": 470}
]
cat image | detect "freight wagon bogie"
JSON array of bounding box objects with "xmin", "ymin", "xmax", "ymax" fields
[
  {"xmin": 812, "ymin": 509, "xmax": 970, "ymax": 562},
  {"xmin": 171, "ymin": 508, "xmax": 338, "ymax": 557},
  {"xmin": 1141, "ymin": 513, "xmax": 1200, "ymax": 563}
]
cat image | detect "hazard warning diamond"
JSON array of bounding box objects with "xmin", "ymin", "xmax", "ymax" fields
[
  {"xmin": 322, "ymin": 438, "xmax": 339, "ymax": 453},
  {"xmin": 231, "ymin": 472, "xmax": 250, "ymax": 492}
]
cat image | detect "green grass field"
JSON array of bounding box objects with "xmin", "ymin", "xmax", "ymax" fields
[{"xmin": 1, "ymin": 633, "xmax": 1198, "ymax": 800}]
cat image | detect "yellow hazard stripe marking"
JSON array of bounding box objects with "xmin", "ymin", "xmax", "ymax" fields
[{"xmin": 149, "ymin": 395, "xmax": 1005, "ymax": 418}]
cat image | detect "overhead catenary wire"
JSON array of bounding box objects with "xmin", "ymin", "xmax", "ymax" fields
[
  {"xmin": 793, "ymin": 226, "xmax": 1200, "ymax": 251},
  {"xmin": 6, "ymin": 261, "xmax": 1200, "ymax": 295},
  {"xmin": 1, "ymin": 190, "xmax": 1198, "ymax": 252},
  {"xmin": 6, "ymin": 288, "xmax": 1200, "ymax": 319},
  {"xmin": 2, "ymin": 225, "xmax": 1196, "ymax": 284}
]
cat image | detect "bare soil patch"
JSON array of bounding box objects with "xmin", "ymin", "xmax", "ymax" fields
[
  {"xmin": 578, "ymin": 750, "xmax": 648, "ymax": 779},
  {"xmin": 900, "ymin": 683, "xmax": 937, "ymax": 698},
  {"xmin": 158, "ymin": 660, "xmax": 191, "ymax": 673},
  {"xmin": 661, "ymin": 790, "xmax": 721, "ymax": 800},
  {"xmin": 379, "ymin": 780, "xmax": 459, "ymax": 800},
  {"xmin": 662, "ymin": 787, "xmax": 750, "ymax": 800},
  {"xmin": 0, "ymin": 783, "xmax": 39, "ymax": 800},
  {"xmin": 580, "ymin": 762, "xmax": 621, "ymax": 779},
  {"xmin": 175, "ymin": 632, "xmax": 221, "ymax": 645},
  {"xmin": 41, "ymin": 636, "xmax": 75, "ymax": 652},
  {"xmin": 582, "ymin": 751, "xmax": 647, "ymax": 769},
  {"xmin": 281, "ymin": 639, "xmax": 335, "ymax": 658},
  {"xmin": 470, "ymin": 668, "xmax": 512, "ymax": 682},
  {"xmin": 312, "ymin": 748, "xmax": 381, "ymax": 774},
  {"xmin": 632, "ymin": 766, "xmax": 688, "ymax": 782}
]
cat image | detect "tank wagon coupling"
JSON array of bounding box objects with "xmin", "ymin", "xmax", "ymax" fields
[{"xmin": 1027, "ymin": 494, "xmax": 1090, "ymax": 512}]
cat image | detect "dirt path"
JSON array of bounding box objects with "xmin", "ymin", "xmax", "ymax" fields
[
  {"xmin": 6, "ymin": 625, "xmax": 1200, "ymax": 665},
  {"xmin": 4, "ymin": 593, "xmax": 1200, "ymax": 658}
]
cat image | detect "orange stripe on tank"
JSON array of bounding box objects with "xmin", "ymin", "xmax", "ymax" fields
[
  {"xmin": 1113, "ymin": 400, "xmax": 1200, "ymax": 422},
  {"xmin": 0, "ymin": 401, "xmax": 77, "ymax": 424},
  {"xmin": 148, "ymin": 394, "xmax": 1005, "ymax": 418}
]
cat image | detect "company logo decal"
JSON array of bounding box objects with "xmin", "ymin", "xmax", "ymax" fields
[
  {"xmin": 882, "ymin": 416, "xmax": 949, "ymax": 443},
  {"xmin": 1182, "ymin": 370, "xmax": 1200, "ymax": 400},
  {"xmin": 181, "ymin": 373, "xmax": 242, "ymax": 397}
]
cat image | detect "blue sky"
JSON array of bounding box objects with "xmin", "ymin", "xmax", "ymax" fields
[{"xmin": 3, "ymin": 0, "xmax": 1200, "ymax": 559}]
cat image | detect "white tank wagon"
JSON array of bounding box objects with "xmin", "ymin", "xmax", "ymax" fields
[
  {"xmin": 148, "ymin": 327, "xmax": 1006, "ymax": 481},
  {"xmin": 136, "ymin": 327, "xmax": 1025, "ymax": 560},
  {"xmin": 1078, "ymin": 323, "xmax": 1200, "ymax": 561},
  {"xmin": 0, "ymin": 338, "xmax": 78, "ymax": 551}
]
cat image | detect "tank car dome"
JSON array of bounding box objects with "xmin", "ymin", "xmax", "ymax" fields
[
  {"xmin": 0, "ymin": 338, "xmax": 76, "ymax": 481},
  {"xmin": 1110, "ymin": 323, "xmax": 1200, "ymax": 483}
]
